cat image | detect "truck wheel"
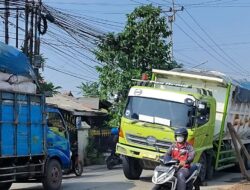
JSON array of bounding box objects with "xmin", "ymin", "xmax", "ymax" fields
[
  {"xmin": 243, "ymin": 145, "xmax": 250, "ymax": 170},
  {"xmin": 122, "ymin": 156, "xmax": 142, "ymax": 180},
  {"xmin": 43, "ymin": 159, "xmax": 62, "ymax": 190},
  {"xmin": 206, "ymin": 153, "xmax": 214, "ymax": 180},
  {"xmin": 0, "ymin": 183, "xmax": 12, "ymax": 190},
  {"xmin": 152, "ymin": 184, "xmax": 165, "ymax": 190},
  {"xmin": 198, "ymin": 153, "xmax": 207, "ymax": 182}
]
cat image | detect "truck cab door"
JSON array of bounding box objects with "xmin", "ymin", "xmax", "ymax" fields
[
  {"xmin": 47, "ymin": 111, "xmax": 71, "ymax": 167},
  {"xmin": 193, "ymin": 102, "xmax": 215, "ymax": 153}
]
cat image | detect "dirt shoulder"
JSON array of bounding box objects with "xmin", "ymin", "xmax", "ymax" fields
[{"xmin": 224, "ymin": 181, "xmax": 250, "ymax": 190}]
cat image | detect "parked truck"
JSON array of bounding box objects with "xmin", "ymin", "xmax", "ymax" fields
[
  {"xmin": 0, "ymin": 42, "xmax": 71, "ymax": 190},
  {"xmin": 116, "ymin": 68, "xmax": 250, "ymax": 181}
]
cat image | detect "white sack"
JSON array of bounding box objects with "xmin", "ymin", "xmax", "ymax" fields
[
  {"xmin": 0, "ymin": 81, "xmax": 13, "ymax": 91},
  {"xmin": 0, "ymin": 81, "xmax": 37, "ymax": 94},
  {"xmin": 0, "ymin": 72, "xmax": 11, "ymax": 81},
  {"xmin": 13, "ymin": 82, "xmax": 37, "ymax": 94},
  {"xmin": 8, "ymin": 75, "xmax": 33, "ymax": 84}
]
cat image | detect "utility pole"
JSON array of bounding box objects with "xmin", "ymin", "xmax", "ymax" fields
[
  {"xmin": 16, "ymin": 8, "xmax": 19, "ymax": 48},
  {"xmin": 24, "ymin": 0, "xmax": 29, "ymax": 55},
  {"xmin": 165, "ymin": 0, "xmax": 184, "ymax": 62},
  {"xmin": 4, "ymin": 0, "xmax": 9, "ymax": 44},
  {"xmin": 30, "ymin": 0, "xmax": 34, "ymax": 63}
]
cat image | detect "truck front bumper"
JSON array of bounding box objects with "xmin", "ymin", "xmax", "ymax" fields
[{"xmin": 116, "ymin": 143, "xmax": 164, "ymax": 161}]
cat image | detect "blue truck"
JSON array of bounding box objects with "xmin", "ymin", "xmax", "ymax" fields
[{"xmin": 0, "ymin": 42, "xmax": 71, "ymax": 190}]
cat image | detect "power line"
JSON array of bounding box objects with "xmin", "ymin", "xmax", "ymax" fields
[
  {"xmin": 184, "ymin": 9, "xmax": 247, "ymax": 74},
  {"xmin": 175, "ymin": 41, "xmax": 250, "ymax": 51},
  {"xmin": 174, "ymin": 22, "xmax": 243, "ymax": 75},
  {"xmin": 45, "ymin": 65, "xmax": 95, "ymax": 82},
  {"xmin": 191, "ymin": 60, "xmax": 208, "ymax": 68},
  {"xmin": 42, "ymin": 42, "xmax": 98, "ymax": 76},
  {"xmin": 43, "ymin": 1, "xmax": 139, "ymax": 6},
  {"xmin": 45, "ymin": 64, "xmax": 97, "ymax": 81},
  {"xmin": 176, "ymin": 13, "xmax": 244, "ymax": 74},
  {"xmin": 174, "ymin": 50, "xmax": 201, "ymax": 65},
  {"xmin": 163, "ymin": 0, "xmax": 184, "ymax": 61}
]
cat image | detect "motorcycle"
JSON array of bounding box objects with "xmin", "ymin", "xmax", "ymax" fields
[
  {"xmin": 152, "ymin": 157, "xmax": 201, "ymax": 190},
  {"xmin": 106, "ymin": 153, "xmax": 122, "ymax": 170},
  {"xmin": 69, "ymin": 142, "xmax": 83, "ymax": 176},
  {"xmin": 64, "ymin": 149, "xmax": 83, "ymax": 176},
  {"xmin": 71, "ymin": 151, "xmax": 83, "ymax": 176},
  {"xmin": 106, "ymin": 128, "xmax": 122, "ymax": 170}
]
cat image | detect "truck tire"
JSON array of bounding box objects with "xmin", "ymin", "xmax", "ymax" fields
[
  {"xmin": 206, "ymin": 153, "xmax": 214, "ymax": 180},
  {"xmin": 43, "ymin": 159, "xmax": 62, "ymax": 190},
  {"xmin": 122, "ymin": 156, "xmax": 142, "ymax": 180},
  {"xmin": 0, "ymin": 183, "xmax": 12, "ymax": 190},
  {"xmin": 198, "ymin": 153, "xmax": 207, "ymax": 182},
  {"xmin": 243, "ymin": 145, "xmax": 250, "ymax": 170},
  {"xmin": 152, "ymin": 184, "xmax": 165, "ymax": 190}
]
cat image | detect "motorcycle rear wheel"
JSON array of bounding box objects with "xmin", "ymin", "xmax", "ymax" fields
[
  {"xmin": 74, "ymin": 161, "xmax": 83, "ymax": 176},
  {"xmin": 106, "ymin": 156, "xmax": 114, "ymax": 170}
]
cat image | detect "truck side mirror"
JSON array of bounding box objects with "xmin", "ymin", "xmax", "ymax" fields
[{"xmin": 184, "ymin": 98, "xmax": 194, "ymax": 106}]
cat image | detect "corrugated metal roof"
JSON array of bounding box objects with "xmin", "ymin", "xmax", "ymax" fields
[{"xmin": 46, "ymin": 94, "xmax": 107, "ymax": 116}]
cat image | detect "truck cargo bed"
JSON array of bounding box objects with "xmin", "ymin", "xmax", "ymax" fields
[{"xmin": 0, "ymin": 91, "xmax": 45, "ymax": 157}]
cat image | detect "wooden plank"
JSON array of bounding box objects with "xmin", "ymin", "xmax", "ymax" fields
[{"xmin": 227, "ymin": 123, "xmax": 250, "ymax": 181}]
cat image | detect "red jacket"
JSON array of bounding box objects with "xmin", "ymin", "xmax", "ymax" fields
[{"xmin": 165, "ymin": 142, "xmax": 195, "ymax": 168}]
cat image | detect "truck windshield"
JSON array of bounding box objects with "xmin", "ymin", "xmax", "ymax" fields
[{"xmin": 124, "ymin": 96, "xmax": 193, "ymax": 128}]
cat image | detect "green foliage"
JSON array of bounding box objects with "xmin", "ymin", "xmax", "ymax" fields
[
  {"xmin": 39, "ymin": 79, "xmax": 62, "ymax": 95},
  {"xmin": 85, "ymin": 137, "xmax": 105, "ymax": 165},
  {"xmin": 94, "ymin": 5, "xmax": 181, "ymax": 126},
  {"xmin": 78, "ymin": 82, "xmax": 100, "ymax": 97}
]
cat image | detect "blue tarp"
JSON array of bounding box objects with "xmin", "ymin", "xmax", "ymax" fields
[
  {"xmin": 235, "ymin": 81, "xmax": 250, "ymax": 103},
  {"xmin": 0, "ymin": 42, "xmax": 36, "ymax": 80}
]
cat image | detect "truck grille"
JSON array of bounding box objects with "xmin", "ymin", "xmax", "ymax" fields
[{"xmin": 126, "ymin": 134, "xmax": 172, "ymax": 150}]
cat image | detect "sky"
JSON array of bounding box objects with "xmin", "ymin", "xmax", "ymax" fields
[{"xmin": 1, "ymin": 0, "xmax": 250, "ymax": 96}]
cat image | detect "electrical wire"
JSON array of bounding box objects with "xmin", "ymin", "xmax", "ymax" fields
[
  {"xmin": 45, "ymin": 65, "xmax": 95, "ymax": 82},
  {"xmin": 183, "ymin": 9, "xmax": 248, "ymax": 74},
  {"xmin": 174, "ymin": 22, "xmax": 244, "ymax": 75},
  {"xmin": 176, "ymin": 13, "xmax": 247, "ymax": 75}
]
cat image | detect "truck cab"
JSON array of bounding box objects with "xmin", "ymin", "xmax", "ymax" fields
[
  {"xmin": 46, "ymin": 107, "xmax": 71, "ymax": 170},
  {"xmin": 42, "ymin": 106, "xmax": 71, "ymax": 190}
]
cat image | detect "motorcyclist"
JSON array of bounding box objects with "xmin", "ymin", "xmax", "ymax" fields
[
  {"xmin": 164, "ymin": 127, "xmax": 195, "ymax": 190},
  {"xmin": 109, "ymin": 127, "xmax": 119, "ymax": 156}
]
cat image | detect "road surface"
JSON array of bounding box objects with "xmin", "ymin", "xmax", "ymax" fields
[{"xmin": 11, "ymin": 164, "xmax": 247, "ymax": 190}]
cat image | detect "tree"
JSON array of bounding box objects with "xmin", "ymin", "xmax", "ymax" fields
[
  {"xmin": 94, "ymin": 5, "xmax": 181, "ymax": 126},
  {"xmin": 38, "ymin": 74, "xmax": 62, "ymax": 95},
  {"xmin": 78, "ymin": 82, "xmax": 100, "ymax": 97}
]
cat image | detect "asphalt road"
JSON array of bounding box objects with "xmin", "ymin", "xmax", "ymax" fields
[{"xmin": 11, "ymin": 164, "xmax": 244, "ymax": 190}]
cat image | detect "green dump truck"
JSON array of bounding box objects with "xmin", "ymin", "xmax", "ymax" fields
[{"xmin": 116, "ymin": 69, "xmax": 250, "ymax": 181}]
